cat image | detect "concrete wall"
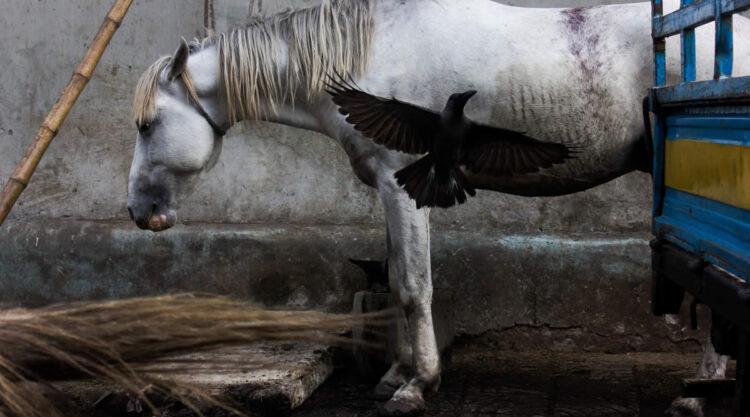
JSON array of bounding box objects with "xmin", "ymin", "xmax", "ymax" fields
[{"xmin": 0, "ymin": 0, "xmax": 708, "ymax": 352}]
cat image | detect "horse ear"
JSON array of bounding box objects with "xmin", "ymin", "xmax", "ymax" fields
[{"xmin": 167, "ymin": 38, "xmax": 190, "ymax": 81}]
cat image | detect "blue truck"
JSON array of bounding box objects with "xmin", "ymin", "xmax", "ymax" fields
[{"xmin": 649, "ymin": 0, "xmax": 750, "ymax": 413}]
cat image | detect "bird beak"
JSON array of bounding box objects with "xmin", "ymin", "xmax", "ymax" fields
[
  {"xmin": 461, "ymin": 90, "xmax": 477, "ymax": 100},
  {"xmin": 458, "ymin": 90, "xmax": 477, "ymax": 106}
]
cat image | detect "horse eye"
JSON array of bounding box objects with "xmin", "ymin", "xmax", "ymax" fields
[{"xmin": 137, "ymin": 122, "xmax": 152, "ymax": 134}]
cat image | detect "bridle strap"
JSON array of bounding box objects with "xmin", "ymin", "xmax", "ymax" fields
[
  {"xmin": 180, "ymin": 71, "xmax": 228, "ymax": 137},
  {"xmin": 188, "ymin": 92, "xmax": 228, "ymax": 137}
]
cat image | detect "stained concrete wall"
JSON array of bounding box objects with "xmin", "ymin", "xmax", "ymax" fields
[{"xmin": 0, "ymin": 0, "xmax": 707, "ymax": 352}]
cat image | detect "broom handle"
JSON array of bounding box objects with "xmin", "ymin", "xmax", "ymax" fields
[{"xmin": 0, "ymin": 0, "xmax": 133, "ymax": 227}]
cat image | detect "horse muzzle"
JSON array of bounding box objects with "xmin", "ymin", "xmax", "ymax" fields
[{"xmin": 127, "ymin": 203, "xmax": 177, "ymax": 232}]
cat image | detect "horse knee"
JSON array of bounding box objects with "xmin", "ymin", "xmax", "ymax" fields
[
  {"xmin": 666, "ymin": 397, "xmax": 704, "ymax": 417},
  {"xmin": 398, "ymin": 292, "xmax": 431, "ymax": 319}
]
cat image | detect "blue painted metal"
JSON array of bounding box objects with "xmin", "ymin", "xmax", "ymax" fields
[
  {"xmin": 651, "ymin": 0, "xmax": 750, "ymax": 283},
  {"xmin": 651, "ymin": 107, "xmax": 666, "ymax": 216},
  {"xmin": 653, "ymin": 0, "xmax": 750, "ymax": 38},
  {"xmin": 723, "ymin": 0, "xmax": 750, "ymax": 16},
  {"xmin": 715, "ymin": 0, "xmax": 733, "ymax": 78},
  {"xmin": 653, "ymin": 0, "xmax": 666, "ymax": 87},
  {"xmin": 666, "ymin": 113, "xmax": 750, "ymax": 144},
  {"xmin": 652, "ymin": 76, "xmax": 750, "ymax": 105},
  {"xmin": 653, "ymin": 111, "xmax": 750, "ymax": 281},
  {"xmin": 654, "ymin": 50, "xmax": 667, "ymax": 87},
  {"xmin": 655, "ymin": 189, "xmax": 750, "ymax": 279},
  {"xmin": 682, "ymin": 34, "xmax": 696, "ymax": 82},
  {"xmin": 681, "ymin": 0, "xmax": 697, "ymax": 83},
  {"xmin": 654, "ymin": 0, "xmax": 714, "ymax": 38}
]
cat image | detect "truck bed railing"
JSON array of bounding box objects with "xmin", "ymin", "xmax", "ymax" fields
[{"xmin": 652, "ymin": 0, "xmax": 750, "ymax": 105}]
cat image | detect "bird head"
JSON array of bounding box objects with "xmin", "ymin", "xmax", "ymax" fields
[{"xmin": 446, "ymin": 90, "xmax": 477, "ymax": 115}]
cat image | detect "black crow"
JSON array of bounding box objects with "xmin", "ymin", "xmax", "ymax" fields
[{"xmin": 326, "ymin": 77, "xmax": 576, "ymax": 209}]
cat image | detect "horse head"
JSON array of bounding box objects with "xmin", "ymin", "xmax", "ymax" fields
[{"xmin": 127, "ymin": 39, "xmax": 225, "ymax": 231}]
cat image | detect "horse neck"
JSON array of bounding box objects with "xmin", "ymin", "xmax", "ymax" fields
[
  {"xmin": 196, "ymin": 37, "xmax": 327, "ymax": 135},
  {"xmin": 266, "ymin": 101, "xmax": 328, "ymax": 134},
  {"xmin": 253, "ymin": 39, "xmax": 327, "ymax": 134}
]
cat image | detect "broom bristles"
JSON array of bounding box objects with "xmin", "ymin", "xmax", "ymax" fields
[{"xmin": 0, "ymin": 293, "xmax": 390, "ymax": 417}]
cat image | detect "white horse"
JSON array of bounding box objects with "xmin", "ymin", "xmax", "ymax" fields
[{"xmin": 126, "ymin": 0, "xmax": 749, "ymax": 415}]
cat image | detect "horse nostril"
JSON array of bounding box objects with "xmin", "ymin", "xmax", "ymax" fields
[{"xmin": 127, "ymin": 207, "xmax": 135, "ymax": 221}]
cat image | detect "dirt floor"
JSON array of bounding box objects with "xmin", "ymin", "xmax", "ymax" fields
[
  {"xmin": 292, "ymin": 344, "xmax": 735, "ymax": 417},
  {"xmin": 61, "ymin": 342, "xmax": 736, "ymax": 417}
]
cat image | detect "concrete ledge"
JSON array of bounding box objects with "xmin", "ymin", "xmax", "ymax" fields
[{"xmin": 0, "ymin": 219, "xmax": 707, "ymax": 352}]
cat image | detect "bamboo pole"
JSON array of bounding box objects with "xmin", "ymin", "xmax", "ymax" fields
[
  {"xmin": 0, "ymin": 0, "xmax": 133, "ymax": 227},
  {"xmin": 248, "ymin": 0, "xmax": 263, "ymax": 17},
  {"xmin": 204, "ymin": 0, "xmax": 215, "ymax": 36}
]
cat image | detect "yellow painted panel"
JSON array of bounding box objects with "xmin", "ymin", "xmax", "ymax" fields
[{"xmin": 665, "ymin": 139, "xmax": 750, "ymax": 210}]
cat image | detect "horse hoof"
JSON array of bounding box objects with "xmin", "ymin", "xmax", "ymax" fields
[
  {"xmin": 371, "ymin": 380, "xmax": 401, "ymax": 400},
  {"xmin": 665, "ymin": 397, "xmax": 704, "ymax": 417},
  {"xmin": 378, "ymin": 397, "xmax": 425, "ymax": 416}
]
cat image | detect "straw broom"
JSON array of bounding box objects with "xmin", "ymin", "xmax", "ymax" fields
[
  {"xmin": 0, "ymin": 294, "xmax": 386, "ymax": 417},
  {"xmin": 0, "ymin": 0, "xmax": 133, "ymax": 226}
]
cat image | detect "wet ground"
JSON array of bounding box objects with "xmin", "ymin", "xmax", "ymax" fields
[
  {"xmin": 59, "ymin": 343, "xmax": 736, "ymax": 417},
  {"xmin": 293, "ymin": 345, "xmax": 735, "ymax": 417}
]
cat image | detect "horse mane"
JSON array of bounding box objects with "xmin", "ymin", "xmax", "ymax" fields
[
  {"xmin": 133, "ymin": 55, "xmax": 171, "ymax": 125},
  {"xmin": 133, "ymin": 0, "xmax": 374, "ymax": 125}
]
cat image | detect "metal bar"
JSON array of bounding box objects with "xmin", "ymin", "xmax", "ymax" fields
[
  {"xmin": 654, "ymin": 0, "xmax": 667, "ymax": 86},
  {"xmin": 715, "ymin": 0, "xmax": 734, "ymax": 78},
  {"xmin": 682, "ymin": 378, "xmax": 736, "ymax": 398},
  {"xmin": 722, "ymin": 0, "xmax": 750, "ymax": 15},
  {"xmin": 650, "ymin": 91, "xmax": 666, "ymax": 217},
  {"xmin": 652, "ymin": 242, "xmax": 750, "ymax": 333},
  {"xmin": 682, "ymin": 0, "xmax": 697, "ymax": 83},
  {"xmin": 654, "ymin": 43, "xmax": 667, "ymax": 86},
  {"xmin": 654, "ymin": 0, "xmax": 714, "ymax": 38},
  {"xmin": 652, "ymin": 76, "xmax": 750, "ymax": 105},
  {"xmin": 654, "ymin": 0, "xmax": 750, "ymax": 39},
  {"xmin": 652, "ymin": 117, "xmax": 665, "ymax": 216}
]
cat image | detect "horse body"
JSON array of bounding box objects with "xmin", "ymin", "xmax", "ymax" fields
[
  {"xmin": 327, "ymin": 1, "xmax": 650, "ymax": 197},
  {"xmin": 127, "ymin": 0, "xmax": 750, "ymax": 414}
]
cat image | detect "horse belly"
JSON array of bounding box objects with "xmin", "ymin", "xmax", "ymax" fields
[{"xmin": 362, "ymin": 0, "xmax": 653, "ymax": 196}]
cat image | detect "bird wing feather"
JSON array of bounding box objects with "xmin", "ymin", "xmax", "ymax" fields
[
  {"xmin": 326, "ymin": 77, "xmax": 439, "ymax": 155},
  {"xmin": 461, "ymin": 123, "xmax": 575, "ymax": 177}
]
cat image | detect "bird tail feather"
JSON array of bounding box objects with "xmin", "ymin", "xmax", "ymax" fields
[{"xmin": 394, "ymin": 156, "xmax": 476, "ymax": 209}]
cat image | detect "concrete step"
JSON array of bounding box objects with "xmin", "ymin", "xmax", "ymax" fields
[
  {"xmin": 0, "ymin": 219, "xmax": 707, "ymax": 353},
  {"xmin": 60, "ymin": 342, "xmax": 333, "ymax": 416}
]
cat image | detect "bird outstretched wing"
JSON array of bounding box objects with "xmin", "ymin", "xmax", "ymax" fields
[
  {"xmin": 461, "ymin": 124, "xmax": 575, "ymax": 177},
  {"xmin": 325, "ymin": 76, "xmax": 439, "ymax": 154}
]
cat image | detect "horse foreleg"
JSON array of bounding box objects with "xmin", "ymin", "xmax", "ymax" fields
[
  {"xmin": 373, "ymin": 226, "xmax": 413, "ymax": 399},
  {"xmin": 667, "ymin": 336, "xmax": 729, "ymax": 417},
  {"xmin": 377, "ymin": 182, "xmax": 440, "ymax": 416},
  {"xmin": 374, "ymin": 300, "xmax": 413, "ymax": 399}
]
